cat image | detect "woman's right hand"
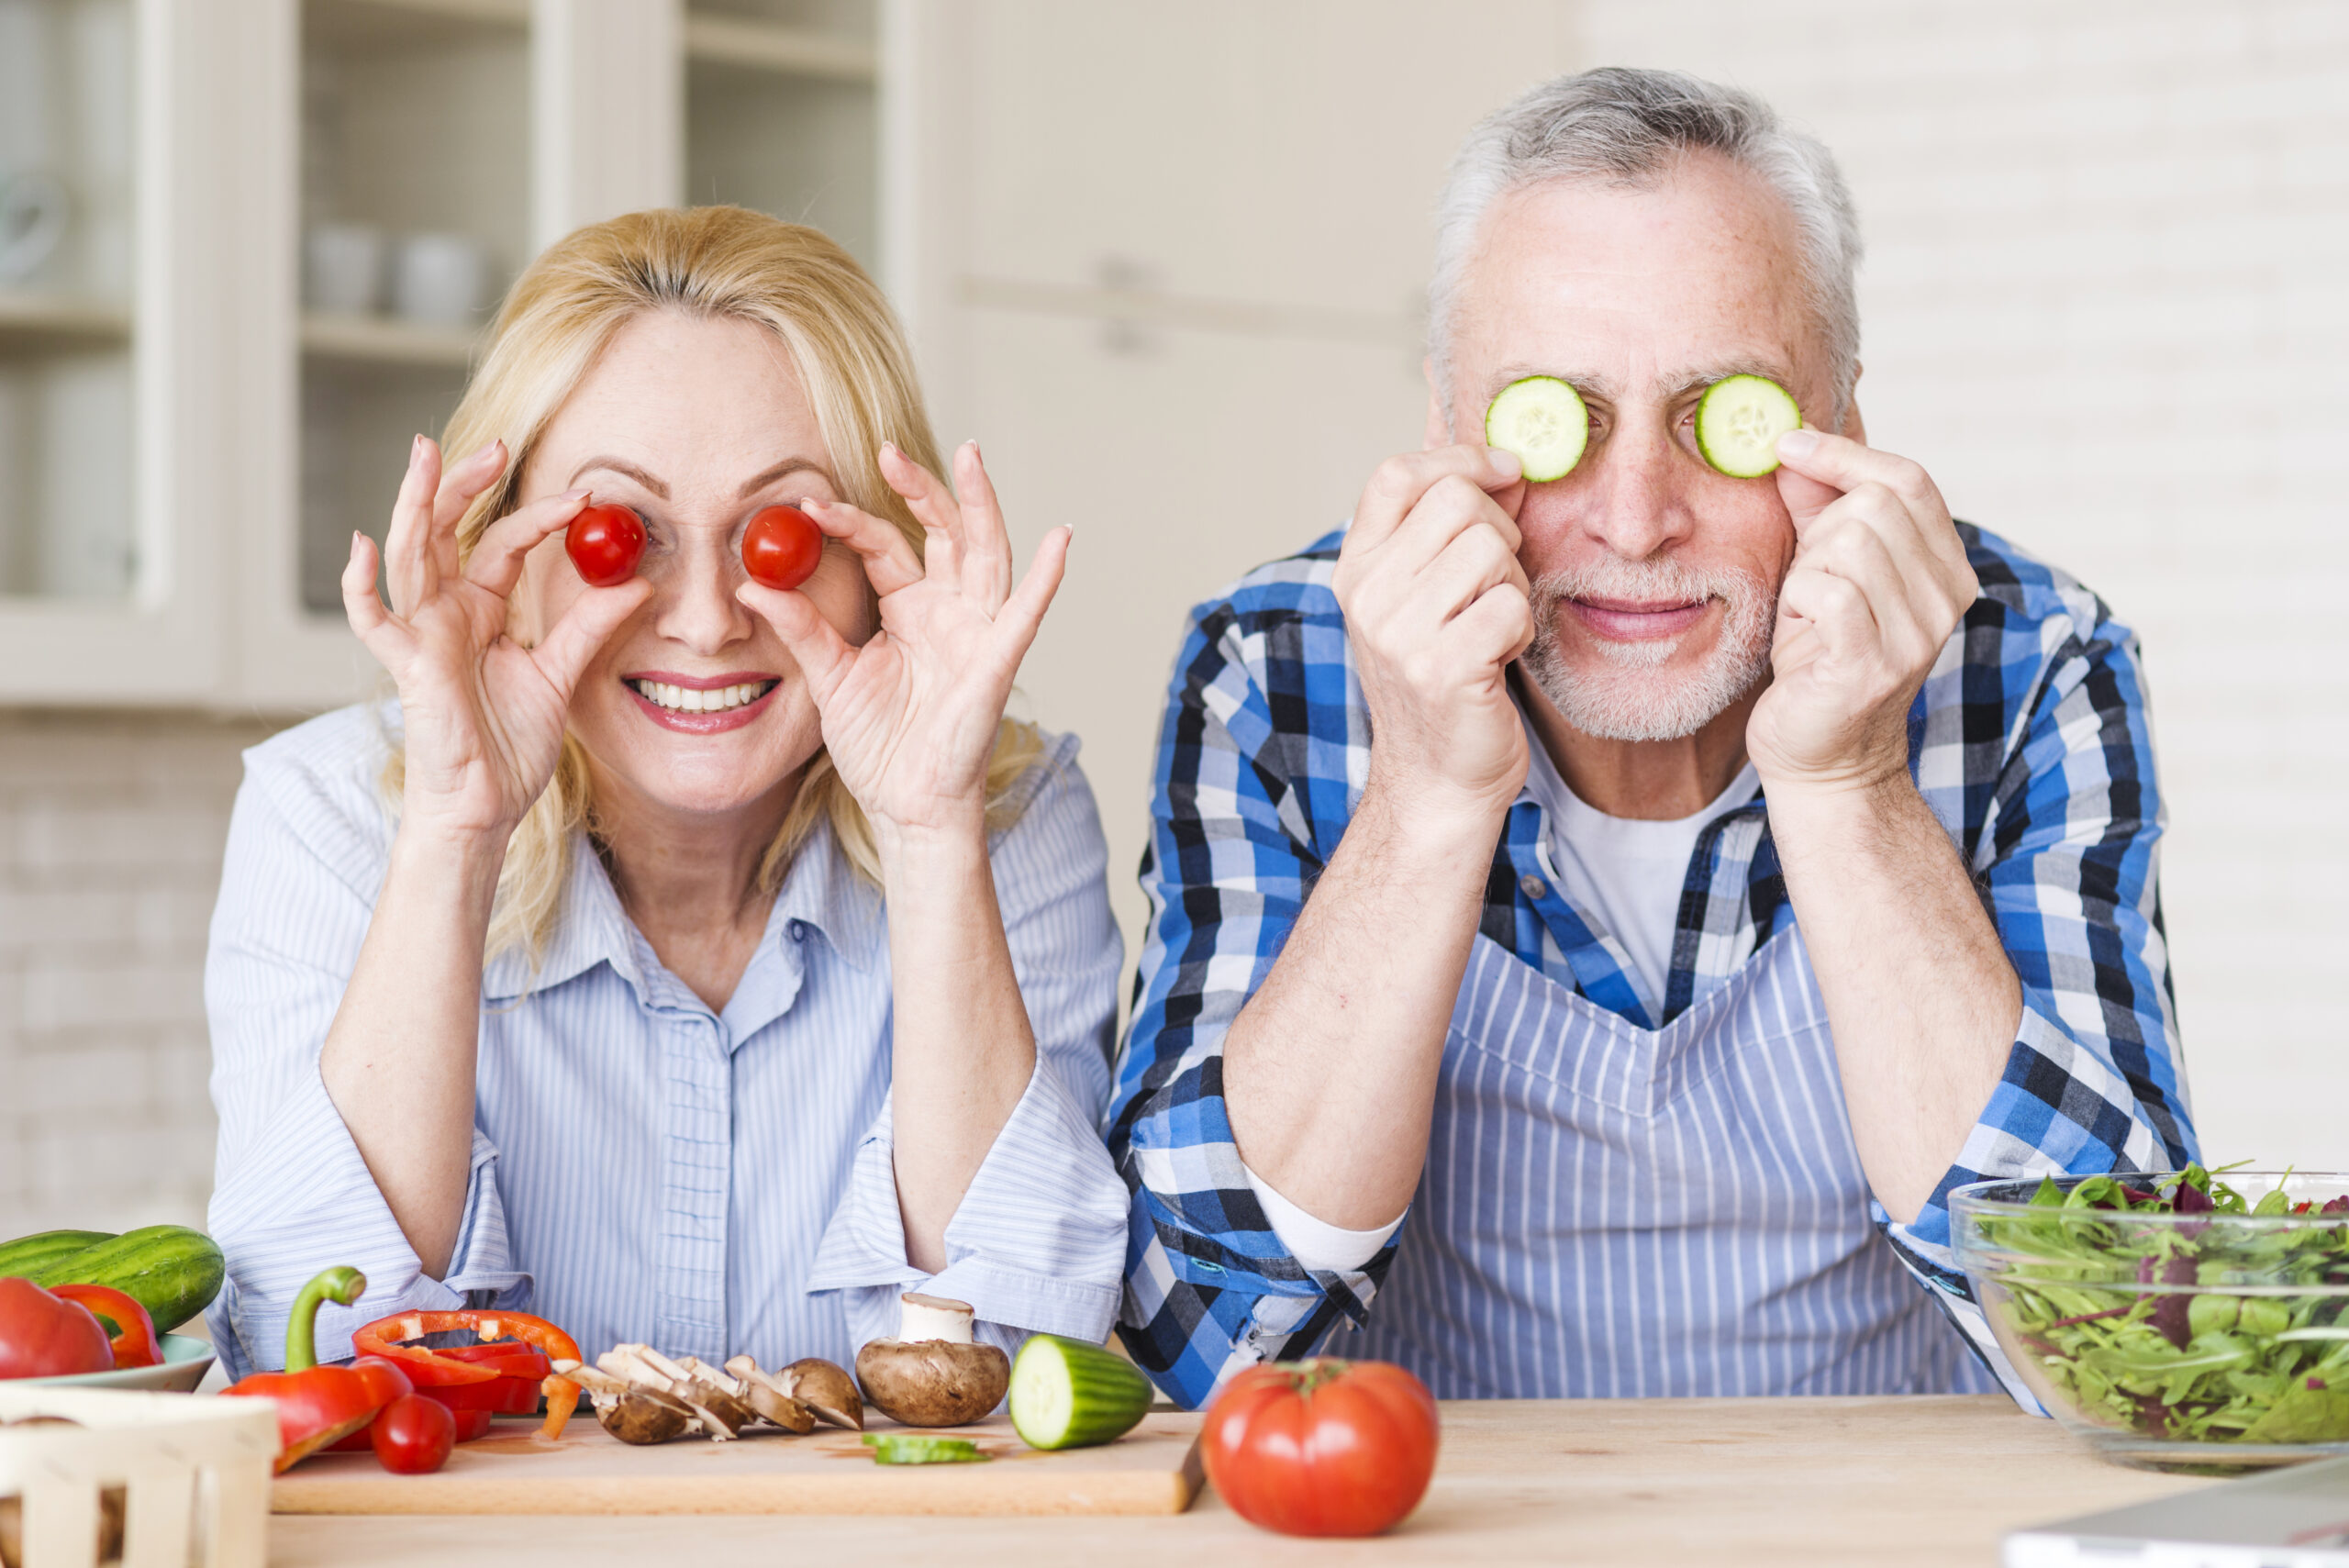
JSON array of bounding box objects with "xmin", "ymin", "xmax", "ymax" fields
[{"xmin": 343, "ymin": 436, "xmax": 651, "ymax": 846}]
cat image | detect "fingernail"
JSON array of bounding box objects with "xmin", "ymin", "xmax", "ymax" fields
[
  {"xmin": 1777, "ymin": 428, "xmax": 1820, "ymax": 460},
  {"xmin": 560, "ymin": 488, "xmax": 588, "ymax": 503},
  {"xmin": 411, "ymin": 434, "xmax": 425, "ymax": 461},
  {"xmin": 1488, "ymin": 446, "xmax": 1521, "ymax": 479}
]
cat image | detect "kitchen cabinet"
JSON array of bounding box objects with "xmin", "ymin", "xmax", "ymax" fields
[{"xmin": 0, "ymin": 0, "xmax": 885, "ymax": 711}]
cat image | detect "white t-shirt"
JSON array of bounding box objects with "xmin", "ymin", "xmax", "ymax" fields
[
  {"xmin": 1517, "ymin": 708, "xmax": 1761, "ymax": 1017},
  {"xmin": 1243, "ymin": 705, "xmax": 1761, "ymax": 1274}
]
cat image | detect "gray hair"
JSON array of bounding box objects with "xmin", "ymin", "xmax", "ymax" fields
[{"xmin": 1430, "ymin": 67, "xmax": 1863, "ymax": 422}]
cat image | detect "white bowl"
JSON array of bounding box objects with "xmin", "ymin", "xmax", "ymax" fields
[{"xmin": 10, "ymin": 1333, "xmax": 215, "ymax": 1393}]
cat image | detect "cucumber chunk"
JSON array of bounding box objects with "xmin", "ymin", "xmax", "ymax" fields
[
  {"xmin": 1008, "ymin": 1334, "xmax": 1153, "ymax": 1450},
  {"xmin": 1694, "ymin": 374, "xmax": 1801, "ymax": 478},
  {"xmin": 1484, "ymin": 375, "xmax": 1588, "ymax": 483}
]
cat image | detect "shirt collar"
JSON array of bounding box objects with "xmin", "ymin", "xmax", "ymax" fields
[{"xmin": 478, "ymin": 817, "xmax": 885, "ymax": 1004}]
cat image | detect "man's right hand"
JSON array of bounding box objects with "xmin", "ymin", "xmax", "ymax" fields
[{"xmin": 1332, "ymin": 445, "xmax": 1537, "ymax": 831}]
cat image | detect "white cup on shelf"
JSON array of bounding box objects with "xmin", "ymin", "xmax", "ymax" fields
[
  {"xmin": 391, "ymin": 232, "xmax": 487, "ymax": 330},
  {"xmin": 304, "ymin": 223, "xmax": 384, "ymax": 317}
]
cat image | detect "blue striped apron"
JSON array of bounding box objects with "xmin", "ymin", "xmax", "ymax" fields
[{"xmin": 1345, "ymin": 926, "xmax": 1992, "ymax": 1398}]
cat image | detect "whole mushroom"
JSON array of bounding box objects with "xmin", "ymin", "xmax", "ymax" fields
[{"xmin": 855, "ymin": 1293, "xmax": 1009, "ymax": 1428}]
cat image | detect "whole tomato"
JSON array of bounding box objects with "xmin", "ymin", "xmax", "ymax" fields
[
  {"xmin": 740, "ymin": 505, "xmax": 823, "ymax": 591},
  {"xmin": 372, "ymin": 1393, "xmax": 457, "ymax": 1474},
  {"xmin": 564, "ymin": 503, "xmax": 646, "ymax": 587},
  {"xmin": 0, "ymin": 1277, "xmax": 114, "ymax": 1380},
  {"xmin": 1200, "ymin": 1358, "xmax": 1439, "ymax": 1537}
]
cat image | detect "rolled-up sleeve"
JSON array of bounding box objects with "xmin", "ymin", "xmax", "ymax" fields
[
  {"xmin": 203, "ymin": 740, "xmax": 526, "ymax": 1380},
  {"xmin": 806, "ymin": 737, "xmax": 1128, "ymax": 1356},
  {"xmin": 1876, "ymin": 545, "xmax": 2195, "ymax": 1412},
  {"xmin": 1108, "ymin": 577, "xmax": 1385, "ymax": 1411}
]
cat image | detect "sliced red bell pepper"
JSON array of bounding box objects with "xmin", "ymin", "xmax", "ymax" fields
[
  {"xmin": 221, "ymin": 1267, "xmax": 414, "ymax": 1472},
  {"xmin": 351, "ymin": 1308, "xmax": 582, "ymax": 1440},
  {"xmin": 49, "ymin": 1284, "xmax": 159, "ymax": 1370}
]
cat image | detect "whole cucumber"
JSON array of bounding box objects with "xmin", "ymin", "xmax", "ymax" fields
[
  {"xmin": 28, "ymin": 1225, "xmax": 225, "ymax": 1333},
  {"xmin": 0, "ymin": 1229, "xmax": 115, "ymax": 1280}
]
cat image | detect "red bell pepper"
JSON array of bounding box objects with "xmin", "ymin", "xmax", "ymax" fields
[
  {"xmin": 0, "ymin": 1277, "xmax": 112, "ymax": 1378},
  {"xmin": 49, "ymin": 1284, "xmax": 159, "ymax": 1370},
  {"xmin": 323, "ymin": 1343, "xmax": 551, "ymax": 1450},
  {"xmin": 221, "ymin": 1267, "xmax": 414, "ymax": 1472},
  {"xmin": 351, "ymin": 1309, "xmax": 583, "ymax": 1440}
]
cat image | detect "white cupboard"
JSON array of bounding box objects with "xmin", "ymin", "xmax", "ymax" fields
[{"xmin": 0, "ymin": 0, "xmax": 882, "ymax": 710}]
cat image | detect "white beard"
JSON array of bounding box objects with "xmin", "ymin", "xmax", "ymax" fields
[{"xmin": 1520, "ymin": 554, "xmax": 1776, "ymax": 742}]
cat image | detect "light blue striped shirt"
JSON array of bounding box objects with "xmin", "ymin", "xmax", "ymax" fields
[{"xmin": 204, "ymin": 704, "xmax": 1127, "ymax": 1382}]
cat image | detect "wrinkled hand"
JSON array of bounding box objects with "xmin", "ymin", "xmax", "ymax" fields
[
  {"xmin": 1332, "ymin": 445, "xmax": 1535, "ymax": 828},
  {"xmin": 343, "ymin": 437, "xmax": 651, "ymax": 842},
  {"xmin": 737, "ymin": 441, "xmax": 1068, "ymax": 840},
  {"xmin": 1746, "ymin": 429, "xmax": 1979, "ymax": 794}
]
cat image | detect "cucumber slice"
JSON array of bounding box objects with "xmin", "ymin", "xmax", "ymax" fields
[
  {"xmin": 863, "ymin": 1433, "xmax": 988, "ymax": 1464},
  {"xmin": 1008, "ymin": 1334, "xmax": 1153, "ymax": 1450},
  {"xmin": 1484, "ymin": 375, "xmax": 1588, "ymax": 483},
  {"xmin": 1694, "ymin": 374, "xmax": 1802, "ymax": 478}
]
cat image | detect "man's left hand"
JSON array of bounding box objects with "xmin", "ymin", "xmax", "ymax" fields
[{"xmin": 1746, "ymin": 429, "xmax": 1979, "ymax": 794}]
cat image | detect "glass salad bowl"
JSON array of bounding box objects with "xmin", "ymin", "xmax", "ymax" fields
[{"xmin": 1953, "ymin": 1170, "xmax": 2349, "ymax": 1472}]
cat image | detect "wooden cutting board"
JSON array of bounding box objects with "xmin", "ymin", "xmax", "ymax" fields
[{"xmin": 271, "ymin": 1412, "xmax": 1204, "ymax": 1517}]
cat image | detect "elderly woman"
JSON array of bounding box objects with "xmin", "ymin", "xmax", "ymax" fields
[{"xmin": 204, "ymin": 206, "xmax": 1125, "ymax": 1377}]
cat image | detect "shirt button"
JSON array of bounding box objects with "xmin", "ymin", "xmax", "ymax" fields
[
  {"xmin": 787, "ymin": 919, "xmax": 806, "ymax": 942},
  {"xmin": 1520, "ymin": 873, "xmax": 1549, "ymax": 901}
]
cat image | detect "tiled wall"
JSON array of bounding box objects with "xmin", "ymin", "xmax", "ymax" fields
[
  {"xmin": 0, "ymin": 712, "xmax": 281, "ymax": 1237},
  {"xmin": 1574, "ymin": 0, "xmax": 2349, "ymax": 1163}
]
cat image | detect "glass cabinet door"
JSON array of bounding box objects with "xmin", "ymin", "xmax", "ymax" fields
[
  {"xmin": 0, "ymin": 0, "xmax": 136, "ymax": 602},
  {"xmin": 296, "ymin": 0, "xmax": 530, "ymax": 616},
  {"xmin": 685, "ymin": 0, "xmax": 879, "ymax": 272}
]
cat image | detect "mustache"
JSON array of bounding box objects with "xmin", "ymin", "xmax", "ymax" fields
[{"xmin": 1528, "ymin": 553, "xmax": 1765, "ymax": 612}]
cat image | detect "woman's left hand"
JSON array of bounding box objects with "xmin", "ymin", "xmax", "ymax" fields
[{"xmin": 738, "ymin": 439, "xmax": 1069, "ymax": 840}]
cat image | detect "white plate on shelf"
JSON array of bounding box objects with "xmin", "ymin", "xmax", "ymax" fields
[{"xmin": 11, "ymin": 1333, "xmax": 215, "ymax": 1393}]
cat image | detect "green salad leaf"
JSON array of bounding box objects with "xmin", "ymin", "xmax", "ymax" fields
[{"xmin": 1976, "ymin": 1165, "xmax": 2349, "ymax": 1445}]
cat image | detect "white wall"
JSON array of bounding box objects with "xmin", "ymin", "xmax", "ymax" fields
[
  {"xmin": 914, "ymin": 1, "xmax": 2349, "ymax": 1168},
  {"xmin": 903, "ymin": 0, "xmax": 1578, "ymax": 981},
  {"xmin": 1569, "ymin": 0, "xmax": 2349, "ymax": 1168}
]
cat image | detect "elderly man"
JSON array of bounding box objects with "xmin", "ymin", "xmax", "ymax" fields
[{"xmin": 1108, "ymin": 67, "xmax": 2191, "ymax": 1407}]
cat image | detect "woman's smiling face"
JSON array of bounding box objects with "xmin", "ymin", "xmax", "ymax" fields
[{"xmin": 509, "ymin": 308, "xmax": 874, "ymax": 820}]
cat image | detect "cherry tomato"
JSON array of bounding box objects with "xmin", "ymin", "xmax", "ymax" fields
[
  {"xmin": 371, "ymin": 1392, "xmax": 456, "ymax": 1474},
  {"xmin": 740, "ymin": 505, "xmax": 823, "ymax": 591},
  {"xmin": 565, "ymin": 503, "xmax": 646, "ymax": 587},
  {"xmin": 1200, "ymin": 1357, "xmax": 1440, "ymax": 1538}
]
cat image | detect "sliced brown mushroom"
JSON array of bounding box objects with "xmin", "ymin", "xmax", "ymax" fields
[
  {"xmin": 780, "ymin": 1357, "xmax": 863, "ymax": 1430},
  {"xmin": 665, "ymin": 1357, "xmax": 757, "ymax": 1440},
  {"xmin": 565, "ymin": 1356, "xmax": 698, "ymax": 1445},
  {"xmin": 722, "ymin": 1355, "xmax": 817, "ymax": 1433},
  {"xmin": 855, "ymin": 1292, "xmax": 1011, "ymax": 1428},
  {"xmin": 599, "ymin": 1390, "xmax": 694, "ymax": 1445}
]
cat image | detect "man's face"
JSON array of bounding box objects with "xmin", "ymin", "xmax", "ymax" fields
[{"xmin": 1439, "ymin": 153, "xmax": 1848, "ymax": 743}]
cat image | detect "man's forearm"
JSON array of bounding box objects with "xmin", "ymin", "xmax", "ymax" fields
[
  {"xmin": 1765, "ymin": 776, "xmax": 2022, "ymax": 1223},
  {"xmin": 1223, "ymin": 781, "xmax": 1500, "ymax": 1230}
]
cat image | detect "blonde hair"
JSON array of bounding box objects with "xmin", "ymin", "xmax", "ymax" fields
[{"xmin": 385, "ymin": 206, "xmax": 1041, "ymax": 963}]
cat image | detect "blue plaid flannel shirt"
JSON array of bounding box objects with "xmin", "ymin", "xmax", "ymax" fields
[{"xmin": 1108, "ymin": 521, "xmax": 2195, "ymax": 1410}]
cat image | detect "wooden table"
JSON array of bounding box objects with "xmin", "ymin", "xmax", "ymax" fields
[{"xmin": 270, "ymin": 1395, "xmax": 2215, "ymax": 1567}]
